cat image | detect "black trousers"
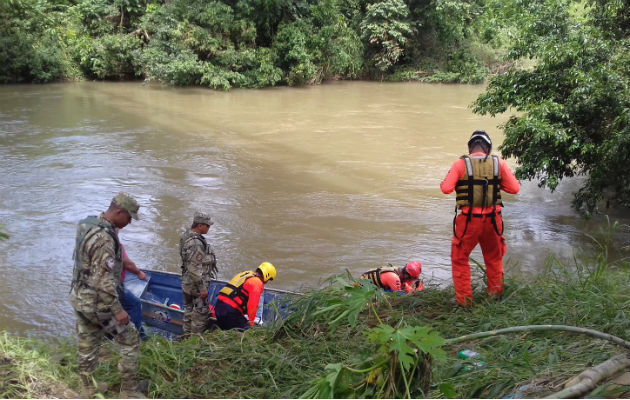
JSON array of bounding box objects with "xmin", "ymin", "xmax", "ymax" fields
[{"xmin": 215, "ymin": 300, "xmax": 249, "ymax": 331}]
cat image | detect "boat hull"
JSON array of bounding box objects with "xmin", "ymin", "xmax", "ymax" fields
[{"xmin": 124, "ymin": 270, "xmax": 296, "ymax": 338}]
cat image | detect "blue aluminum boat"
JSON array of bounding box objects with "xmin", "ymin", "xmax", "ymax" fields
[{"xmin": 123, "ymin": 270, "xmax": 297, "ymax": 338}]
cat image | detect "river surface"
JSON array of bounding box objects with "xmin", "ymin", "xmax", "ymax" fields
[{"xmin": 0, "ymin": 81, "xmax": 628, "ymax": 339}]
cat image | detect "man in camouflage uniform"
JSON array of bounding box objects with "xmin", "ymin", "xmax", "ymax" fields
[
  {"xmin": 180, "ymin": 211, "xmax": 218, "ymax": 335},
  {"xmin": 70, "ymin": 193, "xmax": 148, "ymax": 398}
]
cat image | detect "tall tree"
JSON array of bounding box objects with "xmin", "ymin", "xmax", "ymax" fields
[
  {"xmin": 0, "ymin": 0, "xmax": 71, "ymax": 82},
  {"xmin": 360, "ymin": 0, "xmax": 413, "ymax": 74},
  {"xmin": 473, "ymin": 0, "xmax": 630, "ymax": 213}
]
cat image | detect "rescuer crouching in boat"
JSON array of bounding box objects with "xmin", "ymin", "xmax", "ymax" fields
[
  {"xmin": 360, "ymin": 261, "xmax": 424, "ymax": 293},
  {"xmin": 214, "ymin": 262, "xmax": 277, "ymax": 331}
]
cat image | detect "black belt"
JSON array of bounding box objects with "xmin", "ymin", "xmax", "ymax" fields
[{"xmin": 462, "ymin": 211, "xmax": 501, "ymax": 218}]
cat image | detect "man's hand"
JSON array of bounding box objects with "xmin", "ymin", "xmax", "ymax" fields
[
  {"xmin": 200, "ymin": 289, "xmax": 208, "ymax": 300},
  {"xmin": 114, "ymin": 310, "xmax": 130, "ymax": 325},
  {"xmin": 137, "ymin": 270, "xmax": 147, "ymax": 280}
]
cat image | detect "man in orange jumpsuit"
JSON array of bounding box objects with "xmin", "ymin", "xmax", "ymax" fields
[
  {"xmin": 214, "ymin": 262, "xmax": 276, "ymax": 331},
  {"xmin": 361, "ymin": 261, "xmax": 423, "ymax": 293},
  {"xmin": 440, "ymin": 130, "xmax": 520, "ymax": 306}
]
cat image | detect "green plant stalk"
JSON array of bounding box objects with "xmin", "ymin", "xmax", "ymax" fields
[
  {"xmin": 399, "ymin": 358, "xmax": 411, "ymax": 399},
  {"xmin": 345, "ymin": 360, "xmax": 387, "ymax": 374},
  {"xmin": 469, "ymin": 257, "xmax": 486, "ymax": 274},
  {"xmin": 370, "ymin": 302, "xmax": 383, "ymax": 324},
  {"xmin": 445, "ymin": 325, "xmax": 630, "ymax": 349},
  {"xmin": 406, "ymin": 358, "xmax": 421, "ymax": 397}
]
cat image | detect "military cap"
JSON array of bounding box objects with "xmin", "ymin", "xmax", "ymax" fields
[
  {"xmin": 193, "ymin": 211, "xmax": 213, "ymax": 226},
  {"xmin": 112, "ymin": 192, "xmax": 140, "ymax": 220}
]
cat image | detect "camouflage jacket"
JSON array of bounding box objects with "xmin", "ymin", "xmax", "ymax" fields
[
  {"xmin": 70, "ymin": 214, "xmax": 124, "ymax": 316},
  {"xmin": 180, "ymin": 229, "xmax": 217, "ymax": 296}
]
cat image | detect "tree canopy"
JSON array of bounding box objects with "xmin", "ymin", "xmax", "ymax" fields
[
  {"xmin": 473, "ymin": 0, "xmax": 629, "ymax": 213},
  {"xmin": 0, "ymin": 0, "xmax": 499, "ymax": 85}
]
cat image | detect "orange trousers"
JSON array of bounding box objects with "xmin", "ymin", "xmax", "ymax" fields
[{"xmin": 451, "ymin": 213, "xmax": 506, "ymax": 306}]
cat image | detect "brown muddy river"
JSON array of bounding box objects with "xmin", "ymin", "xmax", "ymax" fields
[{"xmin": 0, "ymin": 81, "xmax": 627, "ymax": 338}]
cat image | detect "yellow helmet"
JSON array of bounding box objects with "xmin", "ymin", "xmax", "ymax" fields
[{"xmin": 257, "ymin": 262, "xmax": 276, "ymax": 282}]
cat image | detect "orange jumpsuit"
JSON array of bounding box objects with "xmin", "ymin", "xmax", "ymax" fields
[{"xmin": 441, "ymin": 152, "xmax": 520, "ymax": 306}]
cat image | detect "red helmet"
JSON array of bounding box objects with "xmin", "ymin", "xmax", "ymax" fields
[{"xmin": 405, "ymin": 261, "xmax": 422, "ymax": 279}]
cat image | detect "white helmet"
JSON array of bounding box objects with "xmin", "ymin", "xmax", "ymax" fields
[{"xmin": 468, "ymin": 130, "xmax": 492, "ymax": 153}]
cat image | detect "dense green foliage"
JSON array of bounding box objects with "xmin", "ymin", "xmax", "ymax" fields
[
  {"xmin": 0, "ymin": 0, "xmax": 75, "ymax": 83},
  {"xmin": 473, "ymin": 0, "xmax": 630, "ymax": 212},
  {"xmin": 2, "ymin": 0, "xmax": 628, "ymax": 210},
  {"xmin": 1, "ymin": 228, "xmax": 628, "ymax": 398},
  {"xmin": 360, "ymin": 0, "xmax": 413, "ymax": 75},
  {"xmin": 1, "ymin": 0, "xmax": 503, "ymax": 86}
]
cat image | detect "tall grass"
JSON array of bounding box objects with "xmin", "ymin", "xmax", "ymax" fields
[
  {"xmin": 0, "ymin": 333, "xmax": 77, "ymax": 398},
  {"xmin": 1, "ymin": 228, "xmax": 628, "ymax": 398}
]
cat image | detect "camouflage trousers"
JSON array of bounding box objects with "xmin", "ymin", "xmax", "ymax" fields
[
  {"xmin": 182, "ymin": 292, "xmax": 210, "ymax": 334},
  {"xmin": 74, "ymin": 310, "xmax": 140, "ymax": 387}
]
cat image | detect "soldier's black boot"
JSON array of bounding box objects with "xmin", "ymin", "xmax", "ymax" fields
[
  {"xmin": 79, "ymin": 374, "xmax": 108, "ymax": 398},
  {"xmin": 120, "ymin": 379, "xmax": 149, "ymax": 398}
]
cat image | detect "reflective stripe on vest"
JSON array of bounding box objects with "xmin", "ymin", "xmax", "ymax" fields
[
  {"xmin": 218, "ymin": 271, "xmax": 256, "ymax": 314},
  {"xmin": 455, "ymin": 155, "xmax": 502, "ymax": 209},
  {"xmin": 361, "ymin": 266, "xmax": 398, "ymax": 289}
]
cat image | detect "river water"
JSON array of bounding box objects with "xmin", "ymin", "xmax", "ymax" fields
[{"xmin": 0, "ymin": 81, "xmax": 627, "ymax": 339}]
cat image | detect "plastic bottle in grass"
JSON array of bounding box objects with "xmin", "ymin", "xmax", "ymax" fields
[{"xmin": 458, "ymin": 349, "xmax": 485, "ymax": 369}]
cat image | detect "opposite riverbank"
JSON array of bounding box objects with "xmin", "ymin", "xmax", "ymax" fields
[{"xmin": 1, "ymin": 247, "xmax": 629, "ymax": 398}]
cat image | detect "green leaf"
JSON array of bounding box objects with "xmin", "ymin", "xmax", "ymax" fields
[
  {"xmin": 301, "ymin": 363, "xmax": 345, "ymax": 399},
  {"xmin": 439, "ymin": 383, "xmax": 457, "ymax": 398},
  {"xmin": 367, "ymin": 324, "xmax": 445, "ymax": 372}
]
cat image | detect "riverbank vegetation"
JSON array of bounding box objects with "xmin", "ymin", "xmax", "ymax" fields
[
  {"xmin": 471, "ymin": 0, "xmax": 630, "ymax": 213},
  {"xmin": 1, "ymin": 0, "xmax": 505, "ymax": 86},
  {"xmin": 2, "ymin": 0, "xmax": 628, "ymax": 214},
  {"xmin": 0, "ymin": 0, "xmax": 621, "ymax": 87},
  {"xmin": 1, "ymin": 225, "xmax": 628, "ymax": 399}
]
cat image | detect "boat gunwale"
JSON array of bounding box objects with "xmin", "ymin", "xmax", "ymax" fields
[{"xmin": 137, "ymin": 269, "xmax": 302, "ymax": 296}]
